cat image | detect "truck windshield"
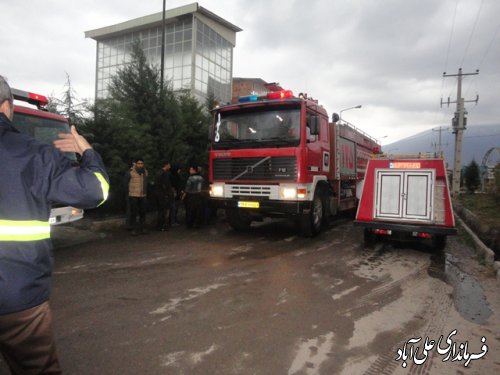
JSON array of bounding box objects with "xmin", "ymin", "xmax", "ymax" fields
[
  {"xmin": 213, "ymin": 106, "xmax": 301, "ymax": 149},
  {"xmin": 12, "ymin": 112, "xmax": 76, "ymax": 161}
]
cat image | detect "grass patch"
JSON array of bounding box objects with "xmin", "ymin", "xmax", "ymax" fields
[
  {"xmin": 458, "ymin": 229, "xmax": 475, "ymax": 248},
  {"xmin": 458, "ymin": 193, "xmax": 500, "ymax": 229}
]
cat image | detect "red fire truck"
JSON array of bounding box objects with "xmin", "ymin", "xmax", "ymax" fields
[
  {"xmin": 208, "ymin": 89, "xmax": 380, "ymax": 236},
  {"xmin": 11, "ymin": 88, "xmax": 84, "ymax": 225},
  {"xmin": 354, "ymin": 154, "xmax": 457, "ymax": 249}
]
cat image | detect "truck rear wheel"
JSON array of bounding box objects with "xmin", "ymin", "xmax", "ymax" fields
[
  {"xmin": 299, "ymin": 190, "xmax": 325, "ymax": 237},
  {"xmin": 363, "ymin": 228, "xmax": 376, "ymax": 246},
  {"xmin": 432, "ymin": 235, "xmax": 447, "ymax": 251},
  {"xmin": 226, "ymin": 209, "xmax": 252, "ymax": 230}
]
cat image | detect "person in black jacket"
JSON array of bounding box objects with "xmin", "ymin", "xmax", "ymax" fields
[
  {"xmin": 169, "ymin": 165, "xmax": 182, "ymax": 226},
  {"xmin": 0, "ymin": 75, "xmax": 109, "ymax": 374},
  {"xmin": 155, "ymin": 161, "xmax": 173, "ymax": 231},
  {"xmin": 182, "ymin": 165, "xmax": 204, "ymax": 228}
]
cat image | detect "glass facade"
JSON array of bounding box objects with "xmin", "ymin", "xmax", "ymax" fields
[
  {"xmin": 194, "ymin": 18, "xmax": 232, "ymax": 104},
  {"xmin": 95, "ymin": 16, "xmax": 233, "ymax": 104}
]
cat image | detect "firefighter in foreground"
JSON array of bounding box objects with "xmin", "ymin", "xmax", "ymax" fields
[{"xmin": 0, "ymin": 76, "xmax": 109, "ymax": 374}]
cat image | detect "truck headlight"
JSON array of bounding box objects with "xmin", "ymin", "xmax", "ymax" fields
[
  {"xmin": 210, "ymin": 184, "xmax": 224, "ymax": 197},
  {"xmin": 280, "ymin": 187, "xmax": 297, "ymax": 199},
  {"xmin": 280, "ymin": 186, "xmax": 307, "ymax": 200}
]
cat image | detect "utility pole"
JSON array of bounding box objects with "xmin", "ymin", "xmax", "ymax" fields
[
  {"xmin": 431, "ymin": 126, "xmax": 448, "ymax": 158},
  {"xmin": 441, "ymin": 68, "xmax": 479, "ymax": 197}
]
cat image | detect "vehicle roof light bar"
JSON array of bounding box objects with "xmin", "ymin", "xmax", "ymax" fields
[
  {"xmin": 238, "ymin": 94, "xmax": 259, "ymax": 103},
  {"xmin": 11, "ymin": 88, "xmax": 49, "ymax": 109},
  {"xmin": 267, "ymin": 90, "xmax": 294, "ymax": 100}
]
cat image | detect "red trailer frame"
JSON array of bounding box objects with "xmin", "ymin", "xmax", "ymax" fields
[{"xmin": 355, "ymin": 155, "xmax": 457, "ymax": 249}]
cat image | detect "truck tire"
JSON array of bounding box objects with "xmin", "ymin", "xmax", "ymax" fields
[
  {"xmin": 363, "ymin": 228, "xmax": 376, "ymax": 246},
  {"xmin": 432, "ymin": 235, "xmax": 447, "ymax": 251},
  {"xmin": 299, "ymin": 190, "xmax": 325, "ymax": 237},
  {"xmin": 226, "ymin": 208, "xmax": 252, "ymax": 230}
]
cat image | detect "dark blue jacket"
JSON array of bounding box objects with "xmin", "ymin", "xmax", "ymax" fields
[{"xmin": 0, "ymin": 113, "xmax": 109, "ymax": 314}]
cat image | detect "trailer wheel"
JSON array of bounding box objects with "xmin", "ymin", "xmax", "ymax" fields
[
  {"xmin": 363, "ymin": 228, "xmax": 376, "ymax": 246},
  {"xmin": 299, "ymin": 190, "xmax": 325, "ymax": 237},
  {"xmin": 226, "ymin": 209, "xmax": 252, "ymax": 230},
  {"xmin": 432, "ymin": 235, "xmax": 447, "ymax": 251}
]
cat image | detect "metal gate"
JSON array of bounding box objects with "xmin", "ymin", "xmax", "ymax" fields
[{"xmin": 375, "ymin": 170, "xmax": 434, "ymax": 221}]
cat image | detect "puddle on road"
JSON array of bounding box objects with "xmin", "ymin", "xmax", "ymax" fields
[{"xmin": 428, "ymin": 252, "xmax": 492, "ymax": 324}]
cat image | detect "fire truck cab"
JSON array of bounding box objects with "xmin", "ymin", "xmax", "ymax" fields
[
  {"xmin": 209, "ymin": 89, "xmax": 380, "ymax": 236},
  {"xmin": 11, "ymin": 88, "xmax": 84, "ymax": 225}
]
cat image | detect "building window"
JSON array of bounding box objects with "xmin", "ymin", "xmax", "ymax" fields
[{"xmin": 192, "ymin": 18, "xmax": 232, "ymax": 103}]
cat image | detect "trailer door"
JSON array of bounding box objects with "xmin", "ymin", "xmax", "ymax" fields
[{"xmin": 375, "ymin": 170, "xmax": 434, "ymax": 221}]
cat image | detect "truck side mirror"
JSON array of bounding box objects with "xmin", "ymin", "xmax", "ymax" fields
[
  {"xmin": 309, "ymin": 116, "xmax": 320, "ymax": 135},
  {"xmin": 332, "ymin": 113, "xmax": 340, "ymax": 123}
]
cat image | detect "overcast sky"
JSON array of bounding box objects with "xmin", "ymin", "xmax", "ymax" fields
[{"xmin": 1, "ymin": 0, "xmax": 499, "ymax": 144}]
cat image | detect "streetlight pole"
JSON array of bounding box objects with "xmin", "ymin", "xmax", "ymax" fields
[
  {"xmin": 339, "ymin": 104, "xmax": 362, "ymax": 124},
  {"xmin": 160, "ymin": 0, "xmax": 166, "ymax": 94}
]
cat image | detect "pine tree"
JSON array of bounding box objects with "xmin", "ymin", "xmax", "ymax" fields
[
  {"xmin": 47, "ymin": 73, "xmax": 87, "ymax": 127},
  {"xmin": 464, "ymin": 159, "xmax": 480, "ymax": 193},
  {"xmin": 81, "ymin": 39, "xmax": 210, "ymax": 212}
]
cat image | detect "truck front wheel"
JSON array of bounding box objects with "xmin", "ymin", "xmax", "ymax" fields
[
  {"xmin": 299, "ymin": 190, "xmax": 325, "ymax": 237},
  {"xmin": 226, "ymin": 209, "xmax": 252, "ymax": 230}
]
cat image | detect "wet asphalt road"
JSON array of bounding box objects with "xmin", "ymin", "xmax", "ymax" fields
[{"xmin": 1, "ymin": 217, "xmax": 498, "ymax": 375}]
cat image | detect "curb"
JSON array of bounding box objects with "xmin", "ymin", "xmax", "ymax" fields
[{"xmin": 455, "ymin": 215, "xmax": 500, "ymax": 280}]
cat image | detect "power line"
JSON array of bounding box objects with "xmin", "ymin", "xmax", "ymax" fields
[
  {"xmin": 435, "ymin": 0, "xmax": 459, "ymax": 130},
  {"xmin": 465, "ymin": 18, "xmax": 500, "ymax": 96},
  {"xmin": 477, "ymin": 20, "xmax": 500, "ymax": 69},
  {"xmin": 443, "ymin": 0, "xmax": 459, "ymax": 76},
  {"xmin": 460, "ymin": 0, "xmax": 484, "ymax": 68},
  {"xmin": 441, "ymin": 0, "xmax": 459, "ymax": 101}
]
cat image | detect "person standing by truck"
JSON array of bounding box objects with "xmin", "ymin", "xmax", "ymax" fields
[
  {"xmin": 154, "ymin": 161, "xmax": 173, "ymax": 231},
  {"xmin": 182, "ymin": 165, "xmax": 204, "ymax": 228},
  {"xmin": 169, "ymin": 164, "xmax": 182, "ymax": 226},
  {"xmin": 0, "ymin": 75, "xmax": 109, "ymax": 374}
]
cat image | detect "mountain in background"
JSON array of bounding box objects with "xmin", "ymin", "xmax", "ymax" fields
[{"xmin": 383, "ymin": 124, "xmax": 500, "ymax": 167}]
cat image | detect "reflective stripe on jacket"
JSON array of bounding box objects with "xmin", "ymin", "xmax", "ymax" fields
[
  {"xmin": 0, "ymin": 113, "xmax": 110, "ymax": 314},
  {"xmin": 0, "ymin": 220, "xmax": 50, "ymax": 241}
]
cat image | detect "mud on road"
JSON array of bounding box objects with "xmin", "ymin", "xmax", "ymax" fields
[{"xmin": 1, "ymin": 218, "xmax": 498, "ymax": 375}]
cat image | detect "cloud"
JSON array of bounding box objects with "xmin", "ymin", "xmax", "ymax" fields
[{"xmin": 1, "ymin": 0, "xmax": 498, "ymax": 143}]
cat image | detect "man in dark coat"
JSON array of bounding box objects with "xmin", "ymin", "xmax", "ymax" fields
[
  {"xmin": 182, "ymin": 165, "xmax": 204, "ymax": 228},
  {"xmin": 0, "ymin": 75, "xmax": 109, "ymax": 374},
  {"xmin": 155, "ymin": 161, "xmax": 174, "ymax": 231}
]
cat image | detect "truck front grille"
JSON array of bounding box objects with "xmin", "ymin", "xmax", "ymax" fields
[
  {"xmin": 229, "ymin": 185, "xmax": 272, "ymax": 197},
  {"xmin": 213, "ymin": 156, "xmax": 297, "ymax": 181}
]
